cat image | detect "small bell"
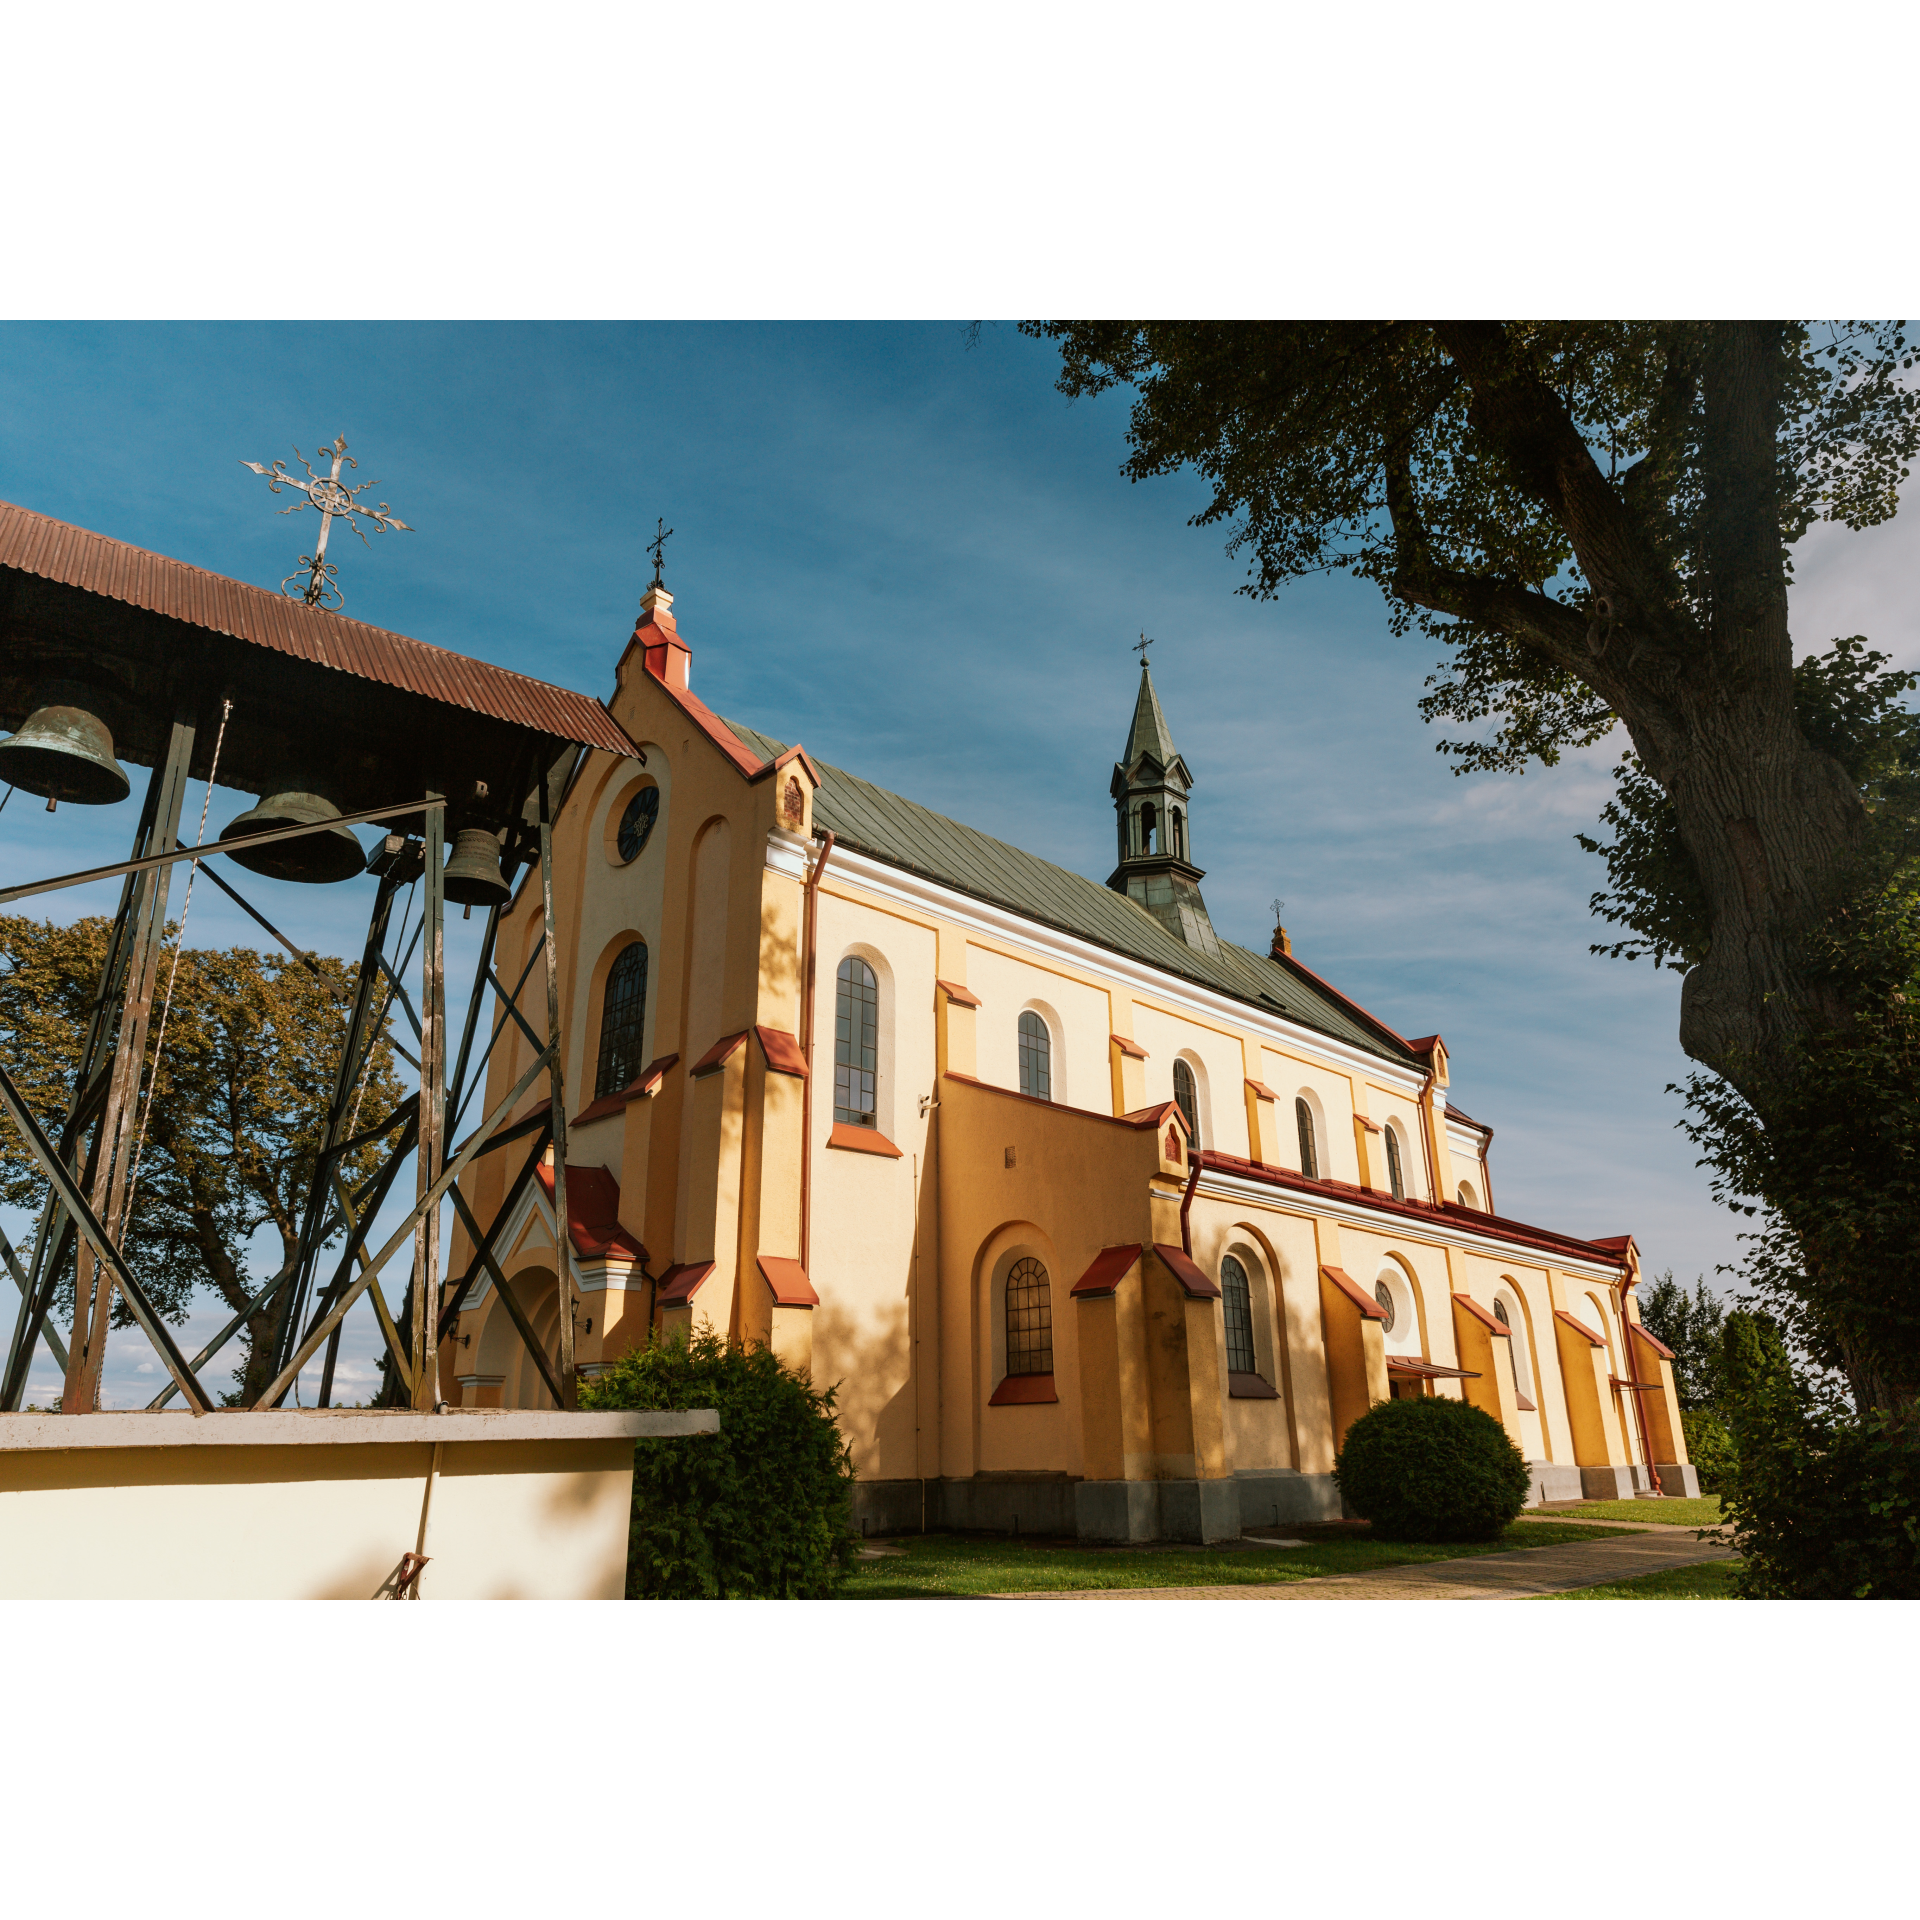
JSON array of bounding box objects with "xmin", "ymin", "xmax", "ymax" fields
[
  {"xmin": 220, "ymin": 778, "xmax": 365, "ymax": 884},
  {"xmin": 0, "ymin": 681, "xmax": 132, "ymax": 807},
  {"xmin": 442, "ymin": 826, "xmax": 511, "ymax": 909}
]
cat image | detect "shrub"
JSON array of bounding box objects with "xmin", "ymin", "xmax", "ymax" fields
[
  {"xmin": 1718, "ymin": 1334, "xmax": 1920, "ymax": 1599},
  {"xmin": 1681, "ymin": 1408, "xmax": 1737, "ymax": 1494},
  {"xmin": 579, "ymin": 1327, "xmax": 857, "ymax": 1598},
  {"xmin": 1334, "ymin": 1395, "xmax": 1532, "ymax": 1542}
]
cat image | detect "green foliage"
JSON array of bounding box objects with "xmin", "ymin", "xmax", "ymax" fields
[
  {"xmin": 1715, "ymin": 1325, "xmax": 1920, "ymax": 1598},
  {"xmin": 1333, "ymin": 1395, "xmax": 1533, "ymax": 1542},
  {"xmin": 0, "ymin": 915, "xmax": 401, "ymax": 1398},
  {"xmin": 1637, "ymin": 1272, "xmax": 1728, "ymax": 1409},
  {"xmin": 1025, "ymin": 321, "xmax": 1919, "ymax": 775},
  {"xmin": 1681, "ymin": 1410, "xmax": 1737, "ymax": 1494},
  {"xmin": 579, "ymin": 1327, "xmax": 857, "ymax": 1599}
]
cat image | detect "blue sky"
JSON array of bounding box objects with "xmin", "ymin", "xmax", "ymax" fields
[{"xmin": 3, "ymin": 320, "xmax": 1914, "ymax": 1406}]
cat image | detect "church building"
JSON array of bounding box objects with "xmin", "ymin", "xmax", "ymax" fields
[{"xmin": 449, "ymin": 579, "xmax": 1699, "ymax": 1540}]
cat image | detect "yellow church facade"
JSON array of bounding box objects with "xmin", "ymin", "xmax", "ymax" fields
[{"xmin": 446, "ymin": 585, "xmax": 1697, "ymax": 1541}]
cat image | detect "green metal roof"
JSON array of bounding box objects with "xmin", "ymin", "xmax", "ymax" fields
[
  {"xmin": 724, "ymin": 716, "xmax": 1413, "ymax": 1068},
  {"xmin": 1121, "ymin": 662, "xmax": 1183, "ymax": 774}
]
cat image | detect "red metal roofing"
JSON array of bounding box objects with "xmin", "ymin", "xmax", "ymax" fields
[
  {"xmin": 1629, "ymin": 1321, "xmax": 1677, "ymax": 1360},
  {"xmin": 1071, "ymin": 1244, "xmax": 1143, "ymax": 1298},
  {"xmin": 988, "ymin": 1373, "xmax": 1058, "ymax": 1405},
  {"xmin": 756, "ymin": 1254, "xmax": 819, "ymax": 1308},
  {"xmin": 1386, "ymin": 1356, "xmax": 1480, "ymax": 1380},
  {"xmin": 533, "ymin": 1162, "xmax": 645, "ymax": 1265},
  {"xmin": 1555, "ymin": 1309, "xmax": 1606, "ymax": 1347},
  {"xmin": 1154, "ymin": 1243, "xmax": 1219, "ymax": 1300},
  {"xmin": 688, "ymin": 1030, "xmax": 750, "ymax": 1078},
  {"xmin": 656, "ymin": 1261, "xmax": 715, "ymax": 1307},
  {"xmin": 754, "ymin": 1026, "xmax": 809, "ymax": 1077},
  {"xmin": 0, "ymin": 496, "xmax": 637, "ymax": 756},
  {"xmin": 936, "ymin": 978, "xmax": 983, "ymax": 1008},
  {"xmin": 1320, "ymin": 1264, "xmax": 1389, "ymax": 1320},
  {"xmin": 1452, "ymin": 1293, "xmax": 1513, "ymax": 1337},
  {"xmin": 1110, "ymin": 1033, "xmax": 1149, "ymax": 1059},
  {"xmin": 1197, "ymin": 1150, "xmax": 1629, "ymax": 1270}
]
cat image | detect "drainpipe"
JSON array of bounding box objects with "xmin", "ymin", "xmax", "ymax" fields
[
  {"xmin": 1417, "ymin": 1065, "xmax": 1441, "ymax": 1204},
  {"xmin": 1619, "ymin": 1268, "xmax": 1663, "ymax": 1495},
  {"xmin": 1180, "ymin": 1145, "xmax": 1202, "ymax": 1255},
  {"xmin": 799, "ymin": 830, "xmax": 835, "ymax": 1272}
]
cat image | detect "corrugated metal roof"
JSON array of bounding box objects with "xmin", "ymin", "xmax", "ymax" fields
[
  {"xmin": 723, "ymin": 718, "xmax": 1413, "ymax": 1066},
  {"xmin": 0, "ymin": 497, "xmax": 636, "ymax": 757}
]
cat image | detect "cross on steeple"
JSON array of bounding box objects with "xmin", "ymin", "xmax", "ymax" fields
[
  {"xmin": 240, "ymin": 435, "xmax": 411, "ymax": 611},
  {"xmin": 1133, "ymin": 633, "xmax": 1155, "ymax": 666},
  {"xmin": 648, "ymin": 516, "xmax": 674, "ymax": 589}
]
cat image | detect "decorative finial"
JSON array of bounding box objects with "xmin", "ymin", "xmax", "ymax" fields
[
  {"xmin": 1133, "ymin": 633, "xmax": 1155, "ymax": 667},
  {"xmin": 240, "ymin": 434, "xmax": 411, "ymax": 611},
  {"xmin": 1270, "ymin": 897, "xmax": 1286, "ymax": 923},
  {"xmin": 648, "ymin": 516, "xmax": 674, "ymax": 590}
]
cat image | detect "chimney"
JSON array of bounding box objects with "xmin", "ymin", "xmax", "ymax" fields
[{"xmin": 633, "ymin": 585, "xmax": 691, "ymax": 691}]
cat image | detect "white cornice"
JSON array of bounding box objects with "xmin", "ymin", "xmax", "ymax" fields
[
  {"xmin": 1193, "ymin": 1163, "xmax": 1624, "ymax": 1280},
  {"xmin": 824, "ymin": 844, "xmax": 1429, "ymax": 1095}
]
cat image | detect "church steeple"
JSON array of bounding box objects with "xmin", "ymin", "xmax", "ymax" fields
[{"xmin": 1107, "ymin": 651, "xmax": 1220, "ymax": 955}]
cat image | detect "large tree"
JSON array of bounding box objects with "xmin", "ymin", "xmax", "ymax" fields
[
  {"xmin": 0, "ymin": 915, "xmax": 404, "ymax": 1404},
  {"xmin": 1024, "ymin": 321, "xmax": 1920, "ymax": 1411}
]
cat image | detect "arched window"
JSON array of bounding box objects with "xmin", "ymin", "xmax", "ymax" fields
[
  {"xmin": 1018, "ymin": 1010, "xmax": 1052, "ymax": 1100},
  {"xmin": 1004, "ymin": 1257, "xmax": 1053, "ymax": 1376},
  {"xmin": 1457, "ymin": 1179, "xmax": 1478, "ymax": 1209},
  {"xmin": 1173, "ymin": 1059, "xmax": 1201, "ymax": 1147},
  {"xmin": 1493, "ymin": 1296, "xmax": 1533, "ymax": 1409},
  {"xmin": 1384, "ymin": 1123, "xmax": 1405, "ymax": 1199},
  {"xmin": 1140, "ymin": 802, "xmax": 1158, "ymax": 854},
  {"xmin": 835, "ymin": 956, "xmax": 878, "ymax": 1127},
  {"xmin": 1221, "ymin": 1253, "xmax": 1257, "ymax": 1374},
  {"xmin": 1171, "ymin": 807, "xmax": 1185, "ymax": 858},
  {"xmin": 594, "ymin": 941, "xmax": 648, "ymax": 1096},
  {"xmin": 1295, "ymin": 1098, "xmax": 1318, "ymax": 1180}
]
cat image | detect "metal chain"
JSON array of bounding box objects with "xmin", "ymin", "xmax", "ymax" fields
[{"xmin": 124, "ymin": 700, "xmax": 231, "ymax": 1218}]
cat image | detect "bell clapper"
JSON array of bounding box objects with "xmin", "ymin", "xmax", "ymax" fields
[{"xmin": 46, "ymin": 797, "xmax": 56, "ymax": 813}]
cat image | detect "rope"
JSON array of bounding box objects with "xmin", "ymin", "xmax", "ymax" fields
[{"xmin": 124, "ymin": 700, "xmax": 230, "ymax": 1217}]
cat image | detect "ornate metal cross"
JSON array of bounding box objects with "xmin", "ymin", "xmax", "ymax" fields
[
  {"xmin": 240, "ymin": 434, "xmax": 411, "ymax": 611},
  {"xmin": 1134, "ymin": 633, "xmax": 1155, "ymax": 666},
  {"xmin": 648, "ymin": 516, "xmax": 674, "ymax": 589}
]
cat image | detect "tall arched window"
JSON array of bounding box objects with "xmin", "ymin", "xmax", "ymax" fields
[
  {"xmin": 594, "ymin": 940, "xmax": 648, "ymax": 1096},
  {"xmin": 1005, "ymin": 1257, "xmax": 1053, "ymax": 1376},
  {"xmin": 1221, "ymin": 1254, "xmax": 1257, "ymax": 1374},
  {"xmin": 835, "ymin": 956, "xmax": 878, "ymax": 1127},
  {"xmin": 1492, "ymin": 1297, "xmax": 1532, "ymax": 1409},
  {"xmin": 1139, "ymin": 802, "xmax": 1158, "ymax": 854},
  {"xmin": 1295, "ymin": 1098, "xmax": 1318, "ymax": 1179},
  {"xmin": 1173, "ymin": 1059, "xmax": 1201, "ymax": 1147},
  {"xmin": 1171, "ymin": 807, "xmax": 1185, "ymax": 858},
  {"xmin": 1018, "ymin": 1010, "xmax": 1052, "ymax": 1100},
  {"xmin": 1384, "ymin": 1123, "xmax": 1405, "ymax": 1199}
]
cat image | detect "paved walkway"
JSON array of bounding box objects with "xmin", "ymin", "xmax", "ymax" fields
[{"xmin": 986, "ymin": 1526, "xmax": 1734, "ymax": 1601}]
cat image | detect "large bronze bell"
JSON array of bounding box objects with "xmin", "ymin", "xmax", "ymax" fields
[
  {"xmin": 442, "ymin": 826, "xmax": 511, "ymax": 909},
  {"xmin": 219, "ymin": 778, "xmax": 365, "ymax": 885},
  {"xmin": 0, "ymin": 681, "xmax": 132, "ymax": 806}
]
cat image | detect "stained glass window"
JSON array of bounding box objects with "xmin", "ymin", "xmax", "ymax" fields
[
  {"xmin": 1222, "ymin": 1254, "xmax": 1257, "ymax": 1375},
  {"xmin": 834, "ymin": 956, "xmax": 878, "ymax": 1127},
  {"xmin": 1005, "ymin": 1257, "xmax": 1053, "ymax": 1376},
  {"xmin": 1018, "ymin": 1010, "xmax": 1051, "ymax": 1101},
  {"xmin": 594, "ymin": 941, "xmax": 648, "ymax": 1096},
  {"xmin": 616, "ymin": 785, "xmax": 659, "ymax": 863}
]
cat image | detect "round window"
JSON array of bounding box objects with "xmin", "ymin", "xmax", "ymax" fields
[
  {"xmin": 616, "ymin": 786, "xmax": 659, "ymax": 864},
  {"xmin": 1373, "ymin": 1280, "xmax": 1396, "ymax": 1332}
]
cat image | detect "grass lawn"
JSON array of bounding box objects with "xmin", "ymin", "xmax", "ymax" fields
[
  {"xmin": 1532, "ymin": 1495, "xmax": 1725, "ymax": 1528},
  {"xmin": 840, "ymin": 1521, "xmax": 1639, "ymax": 1598},
  {"xmin": 1542, "ymin": 1558, "xmax": 1743, "ymax": 1600}
]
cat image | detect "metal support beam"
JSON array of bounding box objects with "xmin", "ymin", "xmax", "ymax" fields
[
  {"xmin": 0, "ymin": 1057, "xmax": 214, "ymax": 1413},
  {"xmin": 251, "ymin": 1047, "xmax": 553, "ymax": 1411},
  {"xmin": 0, "ymin": 1224, "xmax": 67, "ymax": 1374},
  {"xmin": 411, "ymin": 794, "xmax": 446, "ymax": 1411},
  {"xmin": 446, "ymin": 1179, "xmax": 565, "ymax": 1409},
  {"xmin": 0, "ymin": 797, "xmax": 447, "ymax": 909},
  {"xmin": 539, "ymin": 776, "xmax": 576, "ymax": 1409},
  {"xmin": 66, "ymin": 707, "xmax": 195, "ymax": 1412},
  {"xmin": 436, "ymin": 1116, "xmax": 551, "ymax": 1341}
]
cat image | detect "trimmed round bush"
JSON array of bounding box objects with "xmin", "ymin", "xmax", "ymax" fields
[
  {"xmin": 1334, "ymin": 1396, "xmax": 1532, "ymax": 1542},
  {"xmin": 579, "ymin": 1327, "xmax": 856, "ymax": 1598}
]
